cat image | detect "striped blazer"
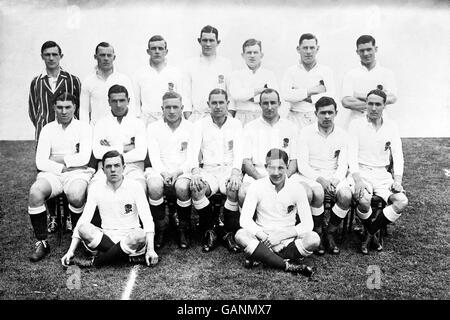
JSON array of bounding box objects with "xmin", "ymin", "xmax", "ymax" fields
[{"xmin": 28, "ymin": 69, "xmax": 81, "ymax": 141}]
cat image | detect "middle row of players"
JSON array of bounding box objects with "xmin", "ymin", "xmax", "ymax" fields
[{"xmin": 50, "ymin": 85, "xmax": 353, "ymax": 257}]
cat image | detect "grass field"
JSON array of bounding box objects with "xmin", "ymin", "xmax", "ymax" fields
[{"xmin": 0, "ymin": 139, "xmax": 449, "ymax": 300}]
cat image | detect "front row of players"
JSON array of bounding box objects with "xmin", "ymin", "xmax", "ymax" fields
[{"xmin": 27, "ymin": 86, "xmax": 408, "ymax": 276}]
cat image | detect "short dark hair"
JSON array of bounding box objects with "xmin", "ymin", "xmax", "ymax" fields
[
  {"xmin": 259, "ymin": 88, "xmax": 280, "ymax": 104},
  {"xmin": 208, "ymin": 88, "xmax": 228, "ymax": 101},
  {"xmin": 41, "ymin": 41, "xmax": 62, "ymax": 55},
  {"xmin": 356, "ymin": 35, "xmax": 376, "ymax": 47},
  {"xmin": 199, "ymin": 25, "xmax": 219, "ymax": 40},
  {"xmin": 367, "ymin": 89, "xmax": 387, "ymax": 104},
  {"xmin": 315, "ymin": 96, "xmax": 337, "ymax": 112},
  {"xmin": 95, "ymin": 42, "xmax": 114, "ymax": 55},
  {"xmin": 299, "ymin": 33, "xmax": 318, "ymax": 46},
  {"xmin": 148, "ymin": 35, "xmax": 167, "ymax": 49},
  {"xmin": 108, "ymin": 84, "xmax": 129, "ymax": 99},
  {"xmin": 266, "ymin": 148, "xmax": 289, "ymax": 166},
  {"xmin": 242, "ymin": 38, "xmax": 262, "ymax": 53},
  {"xmin": 55, "ymin": 92, "xmax": 77, "ymax": 106},
  {"xmin": 102, "ymin": 150, "xmax": 124, "ymax": 166},
  {"xmin": 162, "ymin": 91, "xmax": 182, "ymax": 103}
]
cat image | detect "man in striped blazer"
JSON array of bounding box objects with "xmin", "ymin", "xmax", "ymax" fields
[{"xmin": 28, "ymin": 41, "xmax": 81, "ymax": 142}]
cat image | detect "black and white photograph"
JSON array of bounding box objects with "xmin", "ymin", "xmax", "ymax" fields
[{"xmin": 0, "ymin": 0, "xmax": 448, "ymax": 305}]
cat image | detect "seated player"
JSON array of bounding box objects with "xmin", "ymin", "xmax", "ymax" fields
[
  {"xmin": 188, "ymin": 88, "xmax": 243, "ymax": 253},
  {"xmin": 145, "ymin": 91, "xmax": 193, "ymax": 249},
  {"xmin": 92, "ymin": 84, "xmax": 147, "ymax": 192},
  {"xmin": 28, "ymin": 93, "xmax": 94, "ymax": 262},
  {"xmin": 235, "ymin": 148, "xmax": 320, "ymax": 277},
  {"xmin": 295, "ymin": 96, "xmax": 351, "ymax": 255},
  {"xmin": 61, "ymin": 150, "xmax": 159, "ymax": 268},
  {"xmin": 348, "ymin": 89, "xmax": 408, "ymax": 254},
  {"xmin": 238, "ymin": 88, "xmax": 317, "ymax": 212}
]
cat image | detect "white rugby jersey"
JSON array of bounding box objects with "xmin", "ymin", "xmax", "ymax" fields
[
  {"xmin": 297, "ymin": 123, "xmax": 349, "ymax": 181},
  {"xmin": 229, "ymin": 66, "xmax": 278, "ymax": 112},
  {"xmin": 243, "ymin": 117, "xmax": 298, "ymax": 169},
  {"xmin": 240, "ymin": 176, "xmax": 313, "ymax": 237},
  {"xmin": 348, "ymin": 117, "xmax": 403, "ymax": 176},
  {"xmin": 79, "ymin": 68, "xmax": 136, "ymax": 125},
  {"xmin": 36, "ymin": 119, "xmax": 92, "ymax": 174},
  {"xmin": 282, "ymin": 63, "xmax": 336, "ymax": 113},
  {"xmin": 342, "ymin": 63, "xmax": 397, "ymax": 120},
  {"xmin": 73, "ymin": 177, "xmax": 154, "ymax": 239},
  {"xmin": 93, "ymin": 113, "xmax": 146, "ymax": 163},
  {"xmin": 188, "ymin": 116, "xmax": 243, "ymax": 171},
  {"xmin": 147, "ymin": 118, "xmax": 194, "ymax": 174},
  {"xmin": 184, "ymin": 54, "xmax": 233, "ymax": 114},
  {"xmin": 134, "ymin": 64, "xmax": 185, "ymax": 118}
]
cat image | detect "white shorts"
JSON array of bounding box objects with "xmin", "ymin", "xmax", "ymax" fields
[
  {"xmin": 290, "ymin": 173, "xmax": 350, "ymax": 193},
  {"xmin": 234, "ymin": 109, "xmax": 261, "ymax": 126},
  {"xmin": 243, "ymin": 165, "xmax": 267, "ymax": 184},
  {"xmin": 144, "ymin": 167, "xmax": 191, "ymax": 182},
  {"xmin": 91, "ymin": 162, "xmax": 145, "ymax": 185},
  {"xmin": 287, "ymin": 110, "xmax": 316, "ymax": 130},
  {"xmin": 37, "ymin": 168, "xmax": 94, "ymax": 198},
  {"xmin": 347, "ymin": 166, "xmax": 394, "ymax": 203},
  {"xmin": 200, "ymin": 165, "xmax": 234, "ymax": 195},
  {"xmin": 84, "ymin": 226, "xmax": 146, "ymax": 256}
]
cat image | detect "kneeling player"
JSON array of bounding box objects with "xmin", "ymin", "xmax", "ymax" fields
[
  {"xmin": 348, "ymin": 89, "xmax": 408, "ymax": 254},
  {"xmin": 28, "ymin": 93, "xmax": 93, "ymax": 262},
  {"xmin": 61, "ymin": 151, "xmax": 158, "ymax": 268},
  {"xmin": 236, "ymin": 148, "xmax": 320, "ymax": 277},
  {"xmin": 188, "ymin": 89, "xmax": 243, "ymax": 253},
  {"xmin": 145, "ymin": 91, "xmax": 193, "ymax": 249}
]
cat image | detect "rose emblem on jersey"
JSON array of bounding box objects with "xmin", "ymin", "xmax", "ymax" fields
[
  {"xmin": 124, "ymin": 204, "xmax": 133, "ymax": 214},
  {"xmin": 168, "ymin": 82, "xmax": 174, "ymax": 91},
  {"xmin": 75, "ymin": 143, "xmax": 80, "ymax": 153},
  {"xmin": 384, "ymin": 141, "xmax": 391, "ymax": 151},
  {"xmin": 283, "ymin": 138, "xmax": 289, "ymax": 148},
  {"xmin": 218, "ymin": 74, "xmax": 224, "ymax": 84},
  {"xmin": 334, "ymin": 149, "xmax": 340, "ymax": 158},
  {"xmin": 227, "ymin": 140, "xmax": 233, "ymax": 151},
  {"xmin": 180, "ymin": 141, "xmax": 188, "ymax": 151}
]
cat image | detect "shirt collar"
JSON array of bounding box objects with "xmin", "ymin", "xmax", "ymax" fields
[
  {"xmin": 359, "ymin": 61, "xmax": 381, "ymax": 72},
  {"xmin": 39, "ymin": 67, "xmax": 63, "ymax": 80}
]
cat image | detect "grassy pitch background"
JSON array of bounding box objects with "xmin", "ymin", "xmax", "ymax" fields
[{"xmin": 0, "ymin": 138, "xmax": 449, "ymax": 300}]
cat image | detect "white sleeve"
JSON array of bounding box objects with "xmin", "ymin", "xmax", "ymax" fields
[
  {"xmin": 281, "ymin": 68, "xmax": 308, "ymax": 103},
  {"xmin": 333, "ymin": 136, "xmax": 349, "ymax": 182},
  {"xmin": 311, "ymin": 66, "xmax": 336, "ymax": 103},
  {"xmin": 229, "ymin": 72, "xmax": 254, "ymax": 103},
  {"xmin": 36, "ymin": 126, "xmax": 64, "ymax": 174},
  {"xmin": 294, "ymin": 186, "xmax": 314, "ymax": 237},
  {"xmin": 123, "ymin": 119, "xmax": 147, "ymax": 163},
  {"xmin": 92, "ymin": 121, "xmax": 124, "ymax": 160},
  {"xmin": 341, "ymin": 71, "xmax": 354, "ymax": 98},
  {"xmin": 239, "ymin": 183, "xmax": 263, "ymax": 236},
  {"xmin": 232, "ymin": 122, "xmax": 244, "ymax": 171},
  {"xmin": 391, "ymin": 124, "xmax": 404, "ymax": 177},
  {"xmin": 296, "ymin": 132, "xmax": 320, "ymax": 180},
  {"xmin": 187, "ymin": 121, "xmax": 202, "ymax": 171},
  {"xmin": 147, "ymin": 125, "xmax": 167, "ymax": 175},
  {"xmin": 72, "ymin": 184, "xmax": 97, "ymax": 239},
  {"xmin": 135, "ymin": 183, "xmax": 155, "ymax": 233},
  {"xmin": 348, "ymin": 121, "xmax": 360, "ymax": 174}
]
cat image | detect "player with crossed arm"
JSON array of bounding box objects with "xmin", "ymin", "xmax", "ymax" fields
[
  {"xmin": 145, "ymin": 91, "xmax": 194, "ymax": 250},
  {"xmin": 188, "ymin": 88, "xmax": 243, "ymax": 253},
  {"xmin": 282, "ymin": 33, "xmax": 336, "ymax": 131},
  {"xmin": 295, "ymin": 96, "xmax": 352, "ymax": 255},
  {"xmin": 61, "ymin": 150, "xmax": 158, "ymax": 268},
  {"xmin": 236, "ymin": 148, "xmax": 320, "ymax": 277},
  {"xmin": 348, "ymin": 89, "xmax": 408, "ymax": 254},
  {"xmin": 92, "ymin": 85, "xmax": 147, "ymax": 192},
  {"xmin": 134, "ymin": 35, "xmax": 187, "ymax": 126},
  {"xmin": 28, "ymin": 93, "xmax": 93, "ymax": 262},
  {"xmin": 229, "ymin": 38, "xmax": 278, "ymax": 125},
  {"xmin": 342, "ymin": 35, "xmax": 397, "ymax": 127}
]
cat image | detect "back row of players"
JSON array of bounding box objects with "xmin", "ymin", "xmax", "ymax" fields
[{"xmin": 27, "ymin": 26, "xmax": 406, "ymax": 275}]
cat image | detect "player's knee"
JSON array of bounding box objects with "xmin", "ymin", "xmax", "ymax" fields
[
  {"xmin": 234, "ymin": 228, "xmax": 249, "ymax": 247},
  {"xmin": 126, "ymin": 229, "xmax": 146, "ymax": 250},
  {"xmin": 337, "ymin": 188, "xmax": 352, "ymax": 208},
  {"xmin": 356, "ymin": 191, "xmax": 372, "ymax": 209},
  {"xmin": 174, "ymin": 179, "xmax": 190, "ymax": 200},
  {"xmin": 28, "ymin": 183, "xmax": 49, "ymax": 206},
  {"xmin": 303, "ymin": 231, "xmax": 320, "ymax": 252},
  {"xmin": 137, "ymin": 179, "xmax": 147, "ymax": 195},
  {"xmin": 392, "ymin": 193, "xmax": 408, "ymax": 211},
  {"xmin": 78, "ymin": 223, "xmax": 95, "ymax": 241},
  {"xmin": 147, "ymin": 178, "xmax": 164, "ymax": 200},
  {"xmin": 66, "ymin": 188, "xmax": 87, "ymax": 208},
  {"xmin": 311, "ymin": 185, "xmax": 325, "ymax": 205},
  {"xmin": 238, "ymin": 184, "xmax": 249, "ymax": 207}
]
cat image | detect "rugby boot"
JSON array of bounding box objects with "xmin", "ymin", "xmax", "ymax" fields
[
  {"xmin": 360, "ymin": 230, "xmax": 372, "ymax": 255},
  {"xmin": 202, "ymin": 229, "xmax": 218, "ymax": 253},
  {"xmin": 29, "ymin": 240, "xmax": 50, "ymax": 262},
  {"xmin": 223, "ymin": 232, "xmax": 241, "ymax": 253},
  {"xmin": 327, "ymin": 231, "xmax": 340, "ymax": 255},
  {"xmin": 285, "ymin": 259, "xmax": 315, "ymax": 278}
]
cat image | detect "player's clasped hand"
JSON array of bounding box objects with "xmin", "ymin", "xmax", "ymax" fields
[
  {"xmin": 391, "ymin": 182, "xmax": 403, "ymax": 193},
  {"xmin": 100, "ymin": 139, "xmax": 111, "ymax": 146},
  {"xmin": 61, "ymin": 251, "xmax": 74, "ymax": 267},
  {"xmin": 354, "ymin": 180, "xmax": 370, "ymax": 200},
  {"xmin": 190, "ymin": 174, "xmax": 205, "ymax": 193},
  {"xmin": 145, "ymin": 250, "xmax": 159, "ymax": 267}
]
